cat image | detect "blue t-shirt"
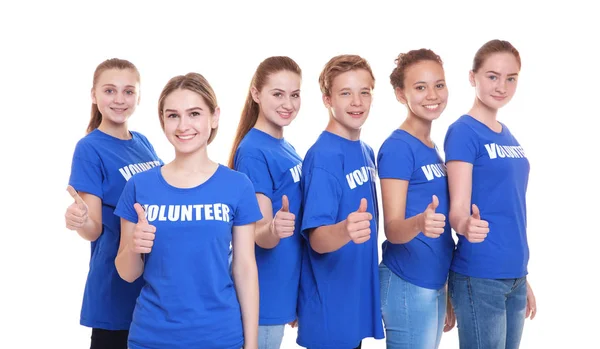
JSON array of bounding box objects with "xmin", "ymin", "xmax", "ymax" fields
[
  {"xmin": 444, "ymin": 115, "xmax": 530, "ymax": 278},
  {"xmin": 378, "ymin": 129, "xmax": 455, "ymax": 290},
  {"xmin": 297, "ymin": 131, "xmax": 384, "ymax": 349},
  {"xmin": 114, "ymin": 165, "xmax": 262, "ymax": 349},
  {"xmin": 68, "ymin": 129, "xmax": 162, "ymax": 330},
  {"xmin": 234, "ymin": 128, "xmax": 303, "ymax": 325}
]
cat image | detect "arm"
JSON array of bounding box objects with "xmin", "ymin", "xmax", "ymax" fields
[
  {"xmin": 381, "ymin": 179, "xmax": 421, "ymax": 244},
  {"xmin": 115, "ymin": 218, "xmax": 145, "ymax": 283},
  {"xmin": 65, "ymin": 188, "xmax": 103, "ymax": 242},
  {"xmin": 447, "ymin": 161, "xmax": 474, "ymax": 235},
  {"xmin": 232, "ymin": 223, "xmax": 259, "ymax": 349}
]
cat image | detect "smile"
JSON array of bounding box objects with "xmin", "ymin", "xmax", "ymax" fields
[
  {"xmin": 176, "ymin": 134, "xmax": 197, "ymax": 140},
  {"xmin": 423, "ymin": 104, "xmax": 440, "ymax": 110},
  {"xmin": 277, "ymin": 111, "xmax": 293, "ymax": 118}
]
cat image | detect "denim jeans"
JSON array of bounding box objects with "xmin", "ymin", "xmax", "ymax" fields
[
  {"xmin": 448, "ymin": 270, "xmax": 527, "ymax": 349},
  {"xmin": 379, "ymin": 263, "xmax": 446, "ymax": 349},
  {"xmin": 258, "ymin": 325, "xmax": 285, "ymax": 349}
]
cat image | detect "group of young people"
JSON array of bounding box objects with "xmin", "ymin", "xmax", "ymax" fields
[{"xmin": 64, "ymin": 39, "xmax": 537, "ymax": 349}]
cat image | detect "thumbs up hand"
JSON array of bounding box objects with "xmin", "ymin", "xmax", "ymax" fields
[
  {"xmin": 464, "ymin": 204, "xmax": 489, "ymax": 243},
  {"xmin": 271, "ymin": 195, "xmax": 295, "ymax": 239},
  {"xmin": 65, "ymin": 185, "xmax": 89, "ymax": 231},
  {"xmin": 131, "ymin": 203, "xmax": 156, "ymax": 254},
  {"xmin": 419, "ymin": 195, "xmax": 446, "ymax": 239},
  {"xmin": 345, "ymin": 198, "xmax": 373, "ymax": 244}
]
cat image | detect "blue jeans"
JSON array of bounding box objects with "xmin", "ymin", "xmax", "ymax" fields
[
  {"xmin": 379, "ymin": 263, "xmax": 446, "ymax": 349},
  {"xmin": 448, "ymin": 271, "xmax": 527, "ymax": 349},
  {"xmin": 258, "ymin": 325, "xmax": 285, "ymax": 349}
]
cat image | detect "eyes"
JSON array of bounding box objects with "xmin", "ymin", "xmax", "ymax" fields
[
  {"xmin": 104, "ymin": 89, "xmax": 136, "ymax": 95},
  {"xmin": 167, "ymin": 111, "xmax": 201, "ymax": 119},
  {"xmin": 415, "ymin": 83, "xmax": 445, "ymax": 91},
  {"xmin": 487, "ymin": 75, "xmax": 518, "ymax": 82},
  {"xmin": 272, "ymin": 92, "xmax": 301, "ymax": 98},
  {"xmin": 340, "ymin": 90, "xmax": 371, "ymax": 96}
]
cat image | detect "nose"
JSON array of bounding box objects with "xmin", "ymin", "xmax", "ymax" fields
[
  {"xmin": 351, "ymin": 93, "xmax": 362, "ymax": 107},
  {"xmin": 496, "ymin": 79, "xmax": 507, "ymax": 94},
  {"xmin": 114, "ymin": 91, "xmax": 125, "ymax": 104},
  {"xmin": 282, "ymin": 96, "xmax": 293, "ymax": 110},
  {"xmin": 426, "ymin": 87, "xmax": 439, "ymax": 100},
  {"xmin": 177, "ymin": 115, "xmax": 190, "ymax": 131}
]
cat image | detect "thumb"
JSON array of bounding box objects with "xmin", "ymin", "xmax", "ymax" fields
[
  {"xmin": 471, "ymin": 204, "xmax": 481, "ymax": 220},
  {"xmin": 67, "ymin": 185, "xmax": 86, "ymax": 209},
  {"xmin": 427, "ymin": 195, "xmax": 439, "ymax": 212},
  {"xmin": 134, "ymin": 203, "xmax": 147, "ymax": 224},
  {"xmin": 357, "ymin": 198, "xmax": 368, "ymax": 213},
  {"xmin": 280, "ymin": 195, "xmax": 289, "ymax": 212}
]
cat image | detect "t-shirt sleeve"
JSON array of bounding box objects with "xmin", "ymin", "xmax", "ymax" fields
[
  {"xmin": 233, "ymin": 175, "xmax": 263, "ymax": 226},
  {"xmin": 300, "ymin": 167, "xmax": 342, "ymax": 238},
  {"xmin": 68, "ymin": 141, "xmax": 104, "ymax": 199},
  {"xmin": 114, "ymin": 177, "xmax": 139, "ymax": 223},
  {"xmin": 235, "ymin": 155, "xmax": 273, "ymax": 200},
  {"xmin": 137, "ymin": 132, "xmax": 164, "ymax": 165},
  {"xmin": 377, "ymin": 139, "xmax": 414, "ymax": 180},
  {"xmin": 444, "ymin": 122, "xmax": 479, "ymax": 164}
]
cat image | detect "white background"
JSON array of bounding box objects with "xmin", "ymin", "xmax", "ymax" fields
[{"xmin": 1, "ymin": 0, "xmax": 598, "ymax": 348}]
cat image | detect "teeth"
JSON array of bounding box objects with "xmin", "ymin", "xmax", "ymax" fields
[
  {"xmin": 177, "ymin": 135, "xmax": 195, "ymax": 140},
  {"xmin": 424, "ymin": 104, "xmax": 439, "ymax": 110},
  {"xmin": 349, "ymin": 112, "xmax": 362, "ymax": 115}
]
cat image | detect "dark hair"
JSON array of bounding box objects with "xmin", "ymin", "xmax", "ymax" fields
[{"xmin": 390, "ymin": 49, "xmax": 443, "ymax": 90}]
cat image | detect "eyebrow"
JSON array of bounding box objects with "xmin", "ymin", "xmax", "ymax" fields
[
  {"xmin": 486, "ymin": 70, "xmax": 519, "ymax": 76},
  {"xmin": 101, "ymin": 84, "xmax": 137, "ymax": 89},
  {"xmin": 413, "ymin": 79, "xmax": 446, "ymax": 86},
  {"xmin": 164, "ymin": 107, "xmax": 204, "ymax": 113},
  {"xmin": 269, "ymin": 88, "xmax": 301, "ymax": 93}
]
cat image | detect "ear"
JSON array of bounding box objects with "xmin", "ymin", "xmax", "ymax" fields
[
  {"xmin": 211, "ymin": 107, "xmax": 220, "ymax": 129},
  {"xmin": 251, "ymin": 86, "xmax": 260, "ymax": 104},
  {"xmin": 91, "ymin": 88, "xmax": 97, "ymax": 105},
  {"xmin": 322, "ymin": 94, "xmax": 331, "ymax": 109},
  {"xmin": 137, "ymin": 91, "xmax": 141, "ymax": 106},
  {"xmin": 469, "ymin": 70, "xmax": 476, "ymax": 87},
  {"xmin": 394, "ymin": 87, "xmax": 407, "ymax": 105}
]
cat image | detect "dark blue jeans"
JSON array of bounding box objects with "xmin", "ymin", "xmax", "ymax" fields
[{"xmin": 449, "ymin": 271, "xmax": 527, "ymax": 349}]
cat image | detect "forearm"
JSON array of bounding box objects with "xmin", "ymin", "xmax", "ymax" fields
[
  {"xmin": 76, "ymin": 218, "xmax": 103, "ymax": 242},
  {"xmin": 233, "ymin": 258, "xmax": 259, "ymax": 349},
  {"xmin": 254, "ymin": 220, "xmax": 280, "ymax": 249},
  {"xmin": 309, "ymin": 220, "xmax": 350, "ymax": 254},
  {"xmin": 115, "ymin": 246, "xmax": 144, "ymax": 283},
  {"xmin": 384, "ymin": 214, "xmax": 422, "ymax": 244}
]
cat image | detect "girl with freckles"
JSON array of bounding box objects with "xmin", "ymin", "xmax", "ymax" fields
[
  {"xmin": 444, "ymin": 39, "xmax": 537, "ymax": 349},
  {"xmin": 114, "ymin": 73, "xmax": 262, "ymax": 349},
  {"xmin": 377, "ymin": 49, "xmax": 456, "ymax": 349},
  {"xmin": 228, "ymin": 56, "xmax": 304, "ymax": 349}
]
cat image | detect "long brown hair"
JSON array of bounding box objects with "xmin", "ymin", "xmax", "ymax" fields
[
  {"xmin": 87, "ymin": 58, "xmax": 140, "ymax": 133},
  {"xmin": 227, "ymin": 56, "xmax": 302, "ymax": 169},
  {"xmin": 157, "ymin": 72, "xmax": 219, "ymax": 145},
  {"xmin": 472, "ymin": 39, "xmax": 521, "ymax": 72}
]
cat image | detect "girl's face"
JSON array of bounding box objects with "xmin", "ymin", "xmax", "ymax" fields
[
  {"xmin": 252, "ymin": 70, "xmax": 302, "ymax": 128},
  {"xmin": 92, "ymin": 68, "xmax": 140, "ymax": 125},
  {"xmin": 470, "ymin": 52, "xmax": 520, "ymax": 110},
  {"xmin": 396, "ymin": 60, "xmax": 448, "ymax": 121},
  {"xmin": 162, "ymin": 88, "xmax": 219, "ymax": 155}
]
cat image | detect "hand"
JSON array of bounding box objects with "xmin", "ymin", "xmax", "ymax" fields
[
  {"xmin": 271, "ymin": 195, "xmax": 295, "ymax": 239},
  {"xmin": 287, "ymin": 319, "xmax": 298, "ymax": 328},
  {"xmin": 131, "ymin": 203, "xmax": 156, "ymax": 254},
  {"xmin": 419, "ymin": 195, "xmax": 446, "ymax": 238},
  {"xmin": 464, "ymin": 204, "xmax": 489, "ymax": 243},
  {"xmin": 65, "ymin": 185, "xmax": 89, "ymax": 231},
  {"xmin": 525, "ymin": 281, "xmax": 537, "ymax": 320},
  {"xmin": 345, "ymin": 198, "xmax": 373, "ymax": 244},
  {"xmin": 444, "ymin": 296, "xmax": 456, "ymax": 332}
]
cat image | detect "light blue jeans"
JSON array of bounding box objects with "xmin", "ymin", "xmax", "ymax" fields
[
  {"xmin": 448, "ymin": 271, "xmax": 527, "ymax": 349},
  {"xmin": 258, "ymin": 325, "xmax": 285, "ymax": 349},
  {"xmin": 379, "ymin": 263, "xmax": 446, "ymax": 349}
]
